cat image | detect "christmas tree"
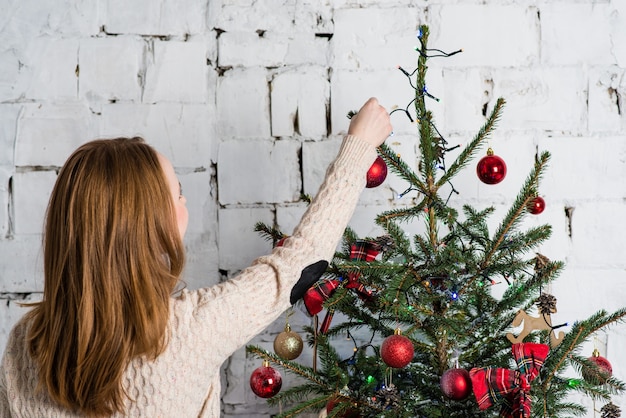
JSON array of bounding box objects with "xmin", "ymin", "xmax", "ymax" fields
[{"xmin": 247, "ymin": 25, "xmax": 626, "ymax": 418}]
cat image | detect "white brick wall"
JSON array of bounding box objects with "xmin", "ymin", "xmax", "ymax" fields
[{"xmin": 1, "ymin": 1, "xmax": 625, "ymax": 416}]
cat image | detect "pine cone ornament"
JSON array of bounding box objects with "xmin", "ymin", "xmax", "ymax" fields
[
  {"xmin": 374, "ymin": 383, "xmax": 401, "ymax": 410},
  {"xmin": 534, "ymin": 253, "xmax": 550, "ymax": 271},
  {"xmin": 537, "ymin": 293, "xmax": 557, "ymax": 315},
  {"xmin": 601, "ymin": 402, "xmax": 621, "ymax": 418}
]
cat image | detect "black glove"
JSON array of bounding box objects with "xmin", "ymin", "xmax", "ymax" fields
[{"xmin": 289, "ymin": 260, "xmax": 329, "ymax": 305}]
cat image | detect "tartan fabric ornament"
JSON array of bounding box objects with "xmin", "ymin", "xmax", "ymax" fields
[
  {"xmin": 302, "ymin": 278, "xmax": 340, "ymax": 316},
  {"xmin": 344, "ymin": 240, "xmax": 382, "ymax": 302},
  {"xmin": 302, "ymin": 240, "xmax": 382, "ymax": 333},
  {"xmin": 469, "ymin": 342, "xmax": 549, "ymax": 418}
]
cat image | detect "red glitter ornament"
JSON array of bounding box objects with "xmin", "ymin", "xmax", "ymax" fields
[
  {"xmin": 476, "ymin": 148, "xmax": 507, "ymax": 185},
  {"xmin": 366, "ymin": 156, "xmax": 388, "ymax": 188},
  {"xmin": 380, "ymin": 329, "xmax": 414, "ymax": 368},
  {"xmin": 582, "ymin": 349, "xmax": 613, "ymax": 385},
  {"xmin": 528, "ymin": 196, "xmax": 545, "ymax": 215},
  {"xmin": 440, "ymin": 368, "xmax": 472, "ymax": 400},
  {"xmin": 250, "ymin": 360, "xmax": 282, "ymax": 398},
  {"xmin": 326, "ymin": 397, "xmax": 360, "ymax": 418}
]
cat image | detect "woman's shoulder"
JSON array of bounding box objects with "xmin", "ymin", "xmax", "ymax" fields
[
  {"xmin": 4, "ymin": 314, "xmax": 31, "ymax": 350},
  {"xmin": 1, "ymin": 313, "xmax": 35, "ymax": 374}
]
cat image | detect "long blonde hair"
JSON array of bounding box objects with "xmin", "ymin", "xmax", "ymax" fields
[{"xmin": 27, "ymin": 137, "xmax": 185, "ymax": 416}]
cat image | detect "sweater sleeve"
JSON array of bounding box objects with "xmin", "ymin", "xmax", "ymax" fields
[{"xmin": 177, "ymin": 135, "xmax": 378, "ymax": 363}]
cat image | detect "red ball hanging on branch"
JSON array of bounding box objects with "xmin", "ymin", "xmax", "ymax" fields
[
  {"xmin": 250, "ymin": 360, "xmax": 282, "ymax": 398},
  {"xmin": 440, "ymin": 368, "xmax": 473, "ymax": 400},
  {"xmin": 528, "ymin": 196, "xmax": 546, "ymax": 215},
  {"xmin": 366, "ymin": 156, "xmax": 388, "ymax": 188},
  {"xmin": 326, "ymin": 397, "xmax": 360, "ymax": 418},
  {"xmin": 476, "ymin": 148, "xmax": 507, "ymax": 185},
  {"xmin": 380, "ymin": 329, "xmax": 414, "ymax": 368},
  {"xmin": 582, "ymin": 348, "xmax": 613, "ymax": 385}
]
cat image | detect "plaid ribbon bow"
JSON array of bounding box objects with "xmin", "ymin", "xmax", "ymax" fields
[
  {"xmin": 302, "ymin": 240, "xmax": 381, "ymax": 333},
  {"xmin": 469, "ymin": 342, "xmax": 549, "ymax": 418}
]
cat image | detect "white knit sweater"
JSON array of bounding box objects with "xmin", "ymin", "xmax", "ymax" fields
[{"xmin": 0, "ymin": 135, "xmax": 377, "ymax": 417}]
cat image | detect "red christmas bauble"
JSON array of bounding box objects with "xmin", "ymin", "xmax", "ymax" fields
[
  {"xmin": 476, "ymin": 149, "xmax": 507, "ymax": 185},
  {"xmin": 366, "ymin": 156, "xmax": 388, "ymax": 188},
  {"xmin": 528, "ymin": 196, "xmax": 545, "ymax": 215},
  {"xmin": 275, "ymin": 236, "xmax": 287, "ymax": 247},
  {"xmin": 326, "ymin": 398, "xmax": 360, "ymax": 418},
  {"xmin": 582, "ymin": 349, "xmax": 613, "ymax": 385},
  {"xmin": 380, "ymin": 332, "xmax": 414, "ymax": 368},
  {"xmin": 440, "ymin": 368, "xmax": 472, "ymax": 400},
  {"xmin": 250, "ymin": 361, "xmax": 282, "ymax": 398}
]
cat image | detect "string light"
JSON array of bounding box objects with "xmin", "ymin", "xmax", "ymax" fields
[{"xmin": 397, "ymin": 186, "xmax": 416, "ymax": 199}]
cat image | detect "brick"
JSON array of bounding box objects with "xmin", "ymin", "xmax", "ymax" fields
[
  {"xmin": 438, "ymin": 68, "xmax": 494, "ymax": 133},
  {"xmin": 275, "ymin": 204, "xmax": 307, "ymax": 237},
  {"xmin": 216, "ymin": 68, "xmax": 271, "ymax": 138},
  {"xmin": 332, "ymin": 7, "xmax": 423, "ymax": 71},
  {"xmin": 0, "ymin": 50, "xmax": 20, "ymax": 101},
  {"xmin": 143, "ymin": 39, "xmax": 211, "ymax": 103},
  {"xmin": 217, "ymin": 207, "xmax": 273, "ymax": 271},
  {"xmin": 177, "ymin": 169, "xmax": 219, "ymax": 290},
  {"xmin": 0, "ymin": 236, "xmax": 45, "ymax": 292},
  {"xmin": 539, "ymin": 136, "xmax": 626, "ymax": 200},
  {"xmin": 0, "ymin": 294, "xmax": 42, "ymax": 353},
  {"xmin": 14, "ymin": 104, "xmax": 93, "ymax": 167},
  {"xmin": 99, "ymin": 103, "xmax": 216, "ymax": 167},
  {"xmin": 567, "ymin": 201, "xmax": 626, "ymax": 267},
  {"xmin": 0, "ymin": 105, "xmax": 19, "ymax": 166},
  {"xmin": 301, "ymin": 138, "xmax": 341, "ymax": 197},
  {"xmin": 12, "ymin": 170, "xmax": 57, "ymax": 235},
  {"xmin": 588, "ymin": 67, "xmax": 625, "ymax": 133},
  {"xmin": 181, "ymin": 236, "xmax": 219, "ymax": 291},
  {"xmin": 552, "ymin": 268, "xmax": 626, "ymax": 322},
  {"xmin": 282, "ymin": 34, "xmax": 329, "ymax": 67},
  {"xmin": 441, "ymin": 67, "xmax": 588, "ymax": 133},
  {"xmin": 0, "ymin": 169, "xmax": 9, "ymax": 238},
  {"xmin": 78, "ymin": 37, "xmax": 144, "ymax": 102},
  {"xmin": 17, "ymin": 38, "xmax": 79, "ymax": 101},
  {"xmin": 213, "ymin": 1, "xmax": 333, "ymax": 33},
  {"xmin": 330, "ymin": 70, "xmax": 411, "ymax": 137},
  {"xmin": 432, "ymin": 5, "xmax": 540, "ymax": 68},
  {"xmin": 218, "ymin": 32, "xmax": 287, "ymax": 68},
  {"xmin": 217, "ymin": 139, "xmax": 301, "ymax": 205},
  {"xmin": 102, "ymin": 0, "xmax": 207, "ymax": 35},
  {"xmin": 219, "ymin": 32, "xmax": 328, "ymax": 68},
  {"xmin": 540, "ymin": 3, "xmax": 614, "ymax": 66},
  {"xmin": 493, "ymin": 67, "xmax": 587, "ymax": 133},
  {"xmin": 611, "ymin": 1, "xmax": 626, "ymax": 66},
  {"xmin": 270, "ymin": 68, "xmax": 329, "ymax": 138},
  {"xmin": 607, "ymin": 323, "xmax": 626, "ymax": 383}
]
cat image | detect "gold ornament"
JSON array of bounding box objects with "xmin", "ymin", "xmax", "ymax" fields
[{"xmin": 274, "ymin": 323, "xmax": 303, "ymax": 360}]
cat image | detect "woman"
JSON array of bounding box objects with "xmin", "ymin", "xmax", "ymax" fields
[{"xmin": 0, "ymin": 98, "xmax": 391, "ymax": 417}]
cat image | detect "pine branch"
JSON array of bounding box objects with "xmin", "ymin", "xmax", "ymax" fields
[
  {"xmin": 254, "ymin": 222, "xmax": 284, "ymax": 242},
  {"xmin": 379, "ymin": 142, "xmax": 428, "ymax": 194},
  {"xmin": 481, "ymin": 151, "xmax": 551, "ymax": 269},
  {"xmin": 437, "ymin": 97, "xmax": 506, "ymax": 187},
  {"xmin": 246, "ymin": 345, "xmax": 328, "ymax": 387},
  {"xmin": 272, "ymin": 395, "xmax": 329, "ymax": 418},
  {"xmin": 542, "ymin": 307, "xmax": 626, "ymax": 389}
]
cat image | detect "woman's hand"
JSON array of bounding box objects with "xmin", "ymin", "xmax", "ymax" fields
[{"xmin": 347, "ymin": 97, "xmax": 392, "ymax": 148}]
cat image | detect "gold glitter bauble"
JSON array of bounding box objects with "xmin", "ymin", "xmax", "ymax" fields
[{"xmin": 273, "ymin": 324, "xmax": 303, "ymax": 360}]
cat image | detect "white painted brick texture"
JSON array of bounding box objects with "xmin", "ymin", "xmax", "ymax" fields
[{"xmin": 0, "ymin": 1, "xmax": 625, "ymax": 416}]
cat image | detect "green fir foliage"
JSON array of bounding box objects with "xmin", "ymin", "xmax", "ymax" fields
[{"xmin": 247, "ymin": 24, "xmax": 626, "ymax": 417}]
